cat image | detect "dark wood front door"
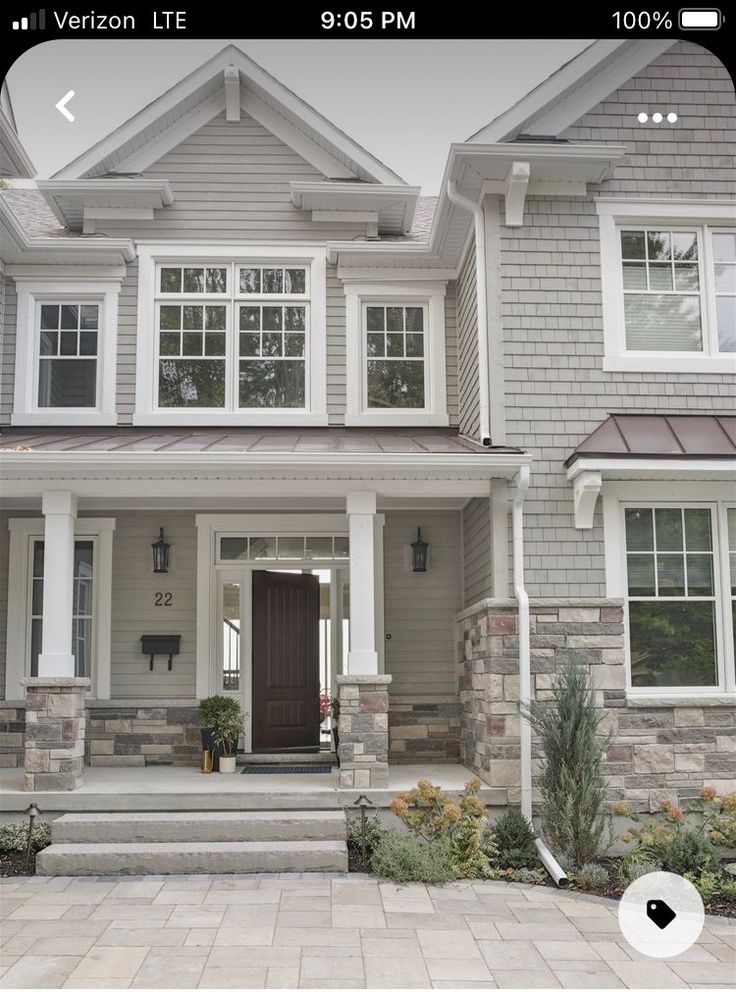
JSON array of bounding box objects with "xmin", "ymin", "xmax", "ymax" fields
[{"xmin": 252, "ymin": 570, "xmax": 320, "ymax": 751}]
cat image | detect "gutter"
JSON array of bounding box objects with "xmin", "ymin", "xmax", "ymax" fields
[
  {"xmin": 511, "ymin": 463, "xmax": 569, "ymax": 886},
  {"xmin": 446, "ymin": 181, "xmax": 492, "ymax": 446}
]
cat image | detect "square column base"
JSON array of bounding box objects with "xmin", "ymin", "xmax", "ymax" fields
[
  {"xmin": 21, "ymin": 677, "xmax": 90, "ymax": 791},
  {"xmin": 336, "ymin": 674, "xmax": 391, "ymax": 789}
]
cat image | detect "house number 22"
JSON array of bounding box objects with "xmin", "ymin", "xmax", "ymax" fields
[{"xmin": 154, "ymin": 592, "xmax": 173, "ymax": 607}]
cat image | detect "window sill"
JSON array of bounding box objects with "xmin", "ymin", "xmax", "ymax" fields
[
  {"xmin": 11, "ymin": 412, "xmax": 118, "ymax": 427},
  {"xmin": 603, "ymin": 356, "xmax": 736, "ymax": 374},
  {"xmin": 626, "ymin": 694, "xmax": 735, "ymax": 707},
  {"xmin": 133, "ymin": 412, "xmax": 329, "ymax": 427},
  {"xmin": 345, "ymin": 412, "xmax": 450, "ymax": 428}
]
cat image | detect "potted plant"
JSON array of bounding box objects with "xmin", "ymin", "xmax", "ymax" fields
[
  {"xmin": 199, "ymin": 695, "xmax": 244, "ymax": 773},
  {"xmin": 211, "ymin": 698, "xmax": 245, "ymax": 774}
]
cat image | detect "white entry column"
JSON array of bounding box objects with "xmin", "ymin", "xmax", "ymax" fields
[
  {"xmin": 37, "ymin": 491, "xmax": 77, "ymax": 677},
  {"xmin": 346, "ymin": 491, "xmax": 379, "ymax": 674}
]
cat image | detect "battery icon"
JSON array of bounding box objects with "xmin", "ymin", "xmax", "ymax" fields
[{"xmin": 678, "ymin": 8, "xmax": 723, "ymax": 29}]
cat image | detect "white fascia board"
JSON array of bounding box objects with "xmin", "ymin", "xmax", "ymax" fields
[
  {"xmin": 469, "ymin": 40, "xmax": 673, "ymax": 142},
  {"xmin": 567, "ymin": 457, "xmax": 736, "ymax": 481},
  {"xmin": 596, "ymin": 197, "xmax": 736, "ymax": 221},
  {"xmin": 0, "ymin": 110, "xmax": 35, "ymax": 178},
  {"xmin": 0, "ymin": 199, "xmax": 135, "ymax": 263},
  {"xmin": 291, "ymin": 181, "xmax": 420, "ymax": 216},
  {"xmin": 312, "ymin": 211, "xmax": 379, "ymax": 224},
  {"xmin": 337, "ymin": 267, "xmax": 456, "ymax": 282},
  {"xmin": 51, "ymin": 44, "xmax": 406, "ymax": 185},
  {"xmin": 37, "ymin": 179, "xmax": 174, "ymax": 230}
]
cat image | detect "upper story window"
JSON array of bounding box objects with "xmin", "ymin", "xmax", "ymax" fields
[
  {"xmin": 11, "ymin": 276, "xmax": 122, "ymax": 428},
  {"xmin": 38, "ymin": 303, "xmax": 99, "ymax": 408},
  {"xmin": 344, "ymin": 281, "xmax": 448, "ymax": 427},
  {"xmin": 136, "ymin": 246, "xmax": 326, "ymax": 426},
  {"xmin": 597, "ymin": 200, "xmax": 736, "ymax": 374}
]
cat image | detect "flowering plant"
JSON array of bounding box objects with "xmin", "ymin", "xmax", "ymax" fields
[{"xmin": 319, "ymin": 691, "xmax": 332, "ymax": 719}]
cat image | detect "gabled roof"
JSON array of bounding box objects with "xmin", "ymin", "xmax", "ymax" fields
[
  {"xmin": 52, "ymin": 45, "xmax": 405, "ymax": 185},
  {"xmin": 0, "ymin": 81, "xmax": 35, "ymax": 178},
  {"xmin": 468, "ymin": 39, "xmax": 675, "ymax": 143}
]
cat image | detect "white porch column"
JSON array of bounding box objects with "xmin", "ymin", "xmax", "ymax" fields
[
  {"xmin": 346, "ymin": 491, "xmax": 379, "ymax": 674},
  {"xmin": 37, "ymin": 491, "xmax": 77, "ymax": 677}
]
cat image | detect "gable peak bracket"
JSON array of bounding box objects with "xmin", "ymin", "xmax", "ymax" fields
[
  {"xmin": 572, "ymin": 470, "xmax": 602, "ymax": 529},
  {"xmin": 224, "ymin": 66, "xmax": 241, "ymax": 122},
  {"xmin": 504, "ymin": 161, "xmax": 530, "ymax": 227}
]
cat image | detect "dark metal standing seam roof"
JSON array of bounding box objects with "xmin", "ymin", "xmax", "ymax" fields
[
  {"xmin": 566, "ymin": 414, "xmax": 736, "ymax": 466},
  {"xmin": 0, "ymin": 426, "xmax": 522, "ymax": 456}
]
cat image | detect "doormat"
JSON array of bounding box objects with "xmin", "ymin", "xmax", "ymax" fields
[{"xmin": 240, "ymin": 764, "xmax": 334, "ymax": 774}]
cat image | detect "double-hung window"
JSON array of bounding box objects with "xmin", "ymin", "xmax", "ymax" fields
[
  {"xmin": 344, "ymin": 281, "xmax": 448, "ymax": 426},
  {"xmin": 12, "ymin": 278, "xmax": 122, "ymax": 426},
  {"xmin": 597, "ymin": 201, "xmax": 736, "ymax": 373},
  {"xmin": 618, "ymin": 501, "xmax": 735, "ymax": 694},
  {"xmin": 137, "ymin": 247, "xmax": 326, "ymax": 425}
]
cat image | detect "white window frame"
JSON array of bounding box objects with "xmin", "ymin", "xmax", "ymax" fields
[
  {"xmin": 5, "ymin": 517, "xmax": 115, "ymax": 700},
  {"xmin": 597, "ymin": 199, "xmax": 736, "ymax": 374},
  {"xmin": 135, "ymin": 244, "xmax": 327, "ymax": 425},
  {"xmin": 11, "ymin": 273, "xmax": 123, "ymax": 426},
  {"xmin": 602, "ymin": 482, "xmax": 736, "ymax": 699},
  {"xmin": 344, "ymin": 281, "xmax": 448, "ymax": 426}
]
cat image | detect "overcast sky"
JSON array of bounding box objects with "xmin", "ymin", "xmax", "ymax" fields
[{"xmin": 6, "ymin": 39, "xmax": 590, "ymax": 192}]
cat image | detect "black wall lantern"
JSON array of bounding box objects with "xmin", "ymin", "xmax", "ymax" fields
[
  {"xmin": 151, "ymin": 527, "xmax": 170, "ymax": 573},
  {"xmin": 411, "ymin": 527, "xmax": 429, "ymax": 572}
]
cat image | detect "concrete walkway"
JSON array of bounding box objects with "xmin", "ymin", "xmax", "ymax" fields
[{"xmin": 0, "ymin": 874, "xmax": 733, "ymax": 989}]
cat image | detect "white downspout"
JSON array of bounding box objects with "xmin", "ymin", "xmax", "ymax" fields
[
  {"xmin": 511, "ymin": 464, "xmax": 568, "ymax": 886},
  {"xmin": 446, "ymin": 180, "xmax": 492, "ymax": 446}
]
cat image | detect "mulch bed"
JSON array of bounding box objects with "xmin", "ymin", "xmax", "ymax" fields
[{"xmin": 0, "ymin": 851, "xmax": 37, "ymax": 877}]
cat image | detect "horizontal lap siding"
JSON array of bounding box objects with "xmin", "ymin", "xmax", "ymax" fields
[
  {"xmin": 383, "ymin": 511, "xmax": 462, "ymax": 696},
  {"xmin": 504, "ymin": 42, "xmax": 736, "ymax": 598},
  {"xmin": 457, "ymin": 240, "xmax": 480, "ymax": 437},
  {"xmin": 0, "ymin": 278, "xmax": 17, "ymax": 425},
  {"xmin": 462, "ymin": 497, "xmax": 492, "ymax": 607},
  {"xmin": 109, "ymin": 511, "xmax": 197, "ymax": 699}
]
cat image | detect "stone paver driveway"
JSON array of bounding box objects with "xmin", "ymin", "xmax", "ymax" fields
[{"xmin": 1, "ymin": 874, "xmax": 734, "ymax": 989}]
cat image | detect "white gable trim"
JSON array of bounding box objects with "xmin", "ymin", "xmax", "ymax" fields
[
  {"xmin": 469, "ymin": 39, "xmax": 675, "ymax": 142},
  {"xmin": 52, "ymin": 45, "xmax": 404, "ymax": 184}
]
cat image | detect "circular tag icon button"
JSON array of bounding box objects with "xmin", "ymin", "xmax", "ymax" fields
[{"xmin": 618, "ymin": 871, "xmax": 705, "ymax": 959}]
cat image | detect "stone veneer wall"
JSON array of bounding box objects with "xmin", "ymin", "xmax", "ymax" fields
[
  {"xmin": 388, "ymin": 696, "xmax": 461, "ymax": 763},
  {"xmin": 457, "ymin": 598, "xmax": 735, "ymax": 812},
  {"xmin": 86, "ymin": 703, "xmax": 201, "ymax": 766},
  {"xmin": 0, "ymin": 703, "xmax": 25, "ymax": 768}
]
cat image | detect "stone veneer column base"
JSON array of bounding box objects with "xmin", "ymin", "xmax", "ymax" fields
[
  {"xmin": 337, "ymin": 674, "xmax": 392, "ymax": 789},
  {"xmin": 21, "ymin": 677, "xmax": 90, "ymax": 791}
]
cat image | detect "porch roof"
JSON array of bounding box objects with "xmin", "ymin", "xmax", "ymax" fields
[
  {"xmin": 566, "ymin": 414, "xmax": 736, "ymax": 465},
  {"xmin": 0, "ymin": 427, "xmax": 530, "ymax": 499}
]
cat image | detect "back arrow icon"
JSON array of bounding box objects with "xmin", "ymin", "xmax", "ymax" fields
[{"xmin": 55, "ymin": 90, "xmax": 75, "ymax": 122}]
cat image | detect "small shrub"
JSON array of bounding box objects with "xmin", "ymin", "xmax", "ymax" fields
[
  {"xmin": 617, "ymin": 853, "xmax": 661, "ymax": 886},
  {"xmin": 391, "ymin": 778, "xmax": 490, "ymax": 879},
  {"xmin": 719, "ymin": 876, "xmax": 736, "ymax": 902},
  {"xmin": 345, "ymin": 807, "xmax": 385, "ymax": 861},
  {"xmin": 371, "ymin": 832, "xmax": 454, "ymax": 884},
  {"xmin": 684, "ymin": 868, "xmax": 720, "ymax": 902},
  {"xmin": 574, "ymin": 862, "xmax": 609, "ymax": 892},
  {"xmin": 0, "ymin": 821, "xmax": 51, "ymax": 853},
  {"xmin": 505, "ymin": 866, "xmax": 547, "ymax": 885},
  {"xmin": 520, "ymin": 655, "xmax": 613, "ymax": 868},
  {"xmin": 491, "ymin": 809, "xmax": 539, "ymax": 869}
]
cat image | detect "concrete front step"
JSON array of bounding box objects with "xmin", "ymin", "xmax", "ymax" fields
[
  {"xmin": 36, "ymin": 840, "xmax": 348, "ymax": 876},
  {"xmin": 52, "ymin": 810, "xmax": 346, "ymax": 844},
  {"xmin": 238, "ymin": 752, "xmax": 337, "ymax": 765}
]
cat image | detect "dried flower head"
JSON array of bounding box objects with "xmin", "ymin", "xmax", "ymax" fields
[
  {"xmin": 612, "ymin": 800, "xmax": 630, "ymax": 816},
  {"xmin": 700, "ymin": 786, "xmax": 718, "ymax": 801}
]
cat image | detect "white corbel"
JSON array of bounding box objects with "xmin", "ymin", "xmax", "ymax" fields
[
  {"xmin": 225, "ymin": 66, "xmax": 241, "ymax": 122},
  {"xmin": 504, "ymin": 161, "xmax": 530, "ymax": 226},
  {"xmin": 573, "ymin": 470, "xmax": 602, "ymax": 529}
]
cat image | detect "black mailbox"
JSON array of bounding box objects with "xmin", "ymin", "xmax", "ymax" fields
[{"xmin": 140, "ymin": 634, "xmax": 180, "ymax": 672}]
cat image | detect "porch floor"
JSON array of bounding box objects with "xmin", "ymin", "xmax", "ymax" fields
[{"xmin": 0, "ymin": 764, "xmax": 501, "ymax": 813}]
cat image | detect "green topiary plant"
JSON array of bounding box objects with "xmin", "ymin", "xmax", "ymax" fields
[
  {"xmin": 198, "ymin": 694, "xmax": 238, "ymax": 729},
  {"xmin": 521, "ymin": 654, "xmax": 613, "ymax": 868},
  {"xmin": 491, "ymin": 808, "xmax": 540, "ymax": 869},
  {"xmin": 371, "ymin": 831, "xmax": 455, "ymax": 884},
  {"xmin": 0, "ymin": 821, "xmax": 51, "ymax": 853}
]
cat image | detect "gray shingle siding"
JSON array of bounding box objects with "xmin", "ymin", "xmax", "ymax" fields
[
  {"xmin": 502, "ymin": 41, "xmax": 736, "ymax": 598},
  {"xmin": 457, "ymin": 238, "xmax": 480, "ymax": 437}
]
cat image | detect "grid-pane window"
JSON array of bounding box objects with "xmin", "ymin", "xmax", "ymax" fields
[
  {"xmin": 620, "ymin": 230, "xmax": 702, "ymax": 351},
  {"xmin": 365, "ymin": 304, "xmax": 425, "ymax": 409},
  {"xmin": 219, "ymin": 535, "xmax": 349, "ymax": 562},
  {"xmin": 38, "ymin": 303, "xmax": 98, "ymax": 407},
  {"xmin": 624, "ymin": 507, "xmax": 718, "ymax": 688},
  {"xmin": 154, "ymin": 262, "xmax": 311, "ymax": 410},
  {"xmin": 713, "ymin": 232, "xmax": 736, "ymax": 353},
  {"xmin": 238, "ymin": 305, "xmax": 306, "ymax": 408},
  {"xmin": 30, "ymin": 539, "xmax": 94, "ymax": 679}
]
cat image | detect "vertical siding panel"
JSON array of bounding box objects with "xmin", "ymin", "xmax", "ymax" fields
[{"xmin": 457, "ymin": 239, "xmax": 480, "ymax": 437}]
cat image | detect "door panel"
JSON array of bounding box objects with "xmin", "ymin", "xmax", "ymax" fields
[{"xmin": 252, "ymin": 570, "xmax": 320, "ymax": 751}]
